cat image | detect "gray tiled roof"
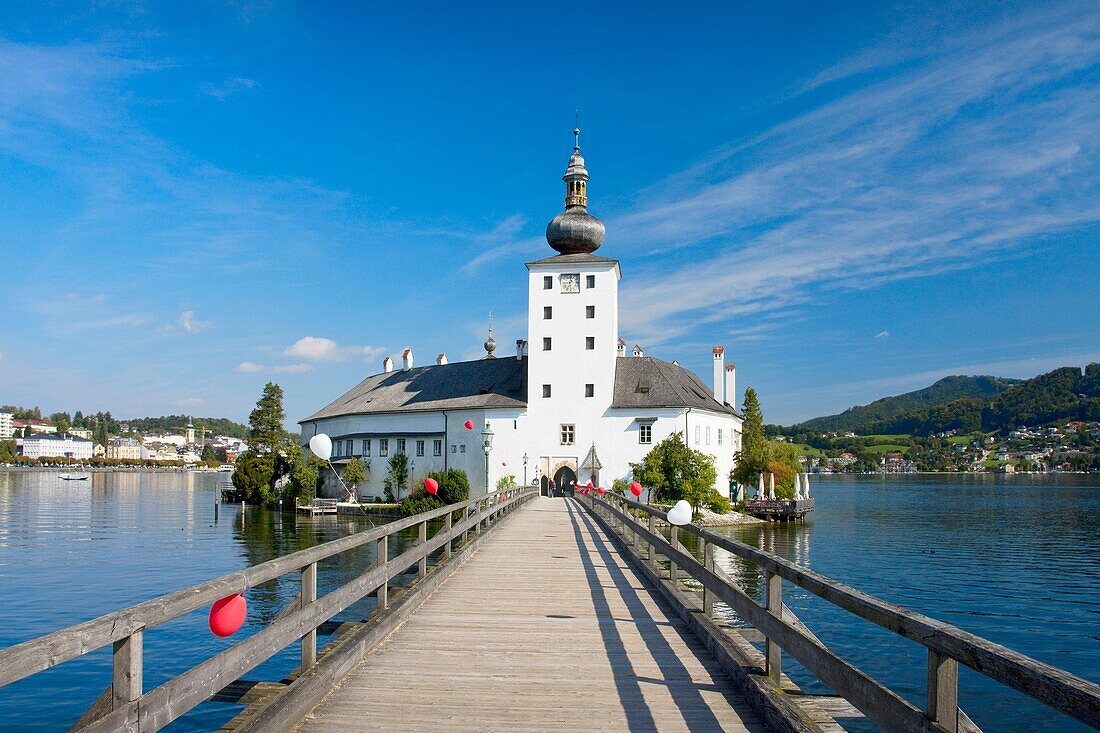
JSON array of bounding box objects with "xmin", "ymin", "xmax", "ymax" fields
[
  {"xmin": 300, "ymin": 357, "xmax": 528, "ymax": 422},
  {"xmin": 525, "ymin": 253, "xmax": 620, "ymax": 267},
  {"xmin": 300, "ymin": 353, "xmax": 737, "ymax": 423},
  {"xmin": 612, "ymin": 357, "xmax": 739, "ymax": 415}
]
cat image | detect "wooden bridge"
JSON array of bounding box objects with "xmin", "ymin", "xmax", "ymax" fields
[{"xmin": 1, "ymin": 488, "xmax": 1098, "ymax": 732}]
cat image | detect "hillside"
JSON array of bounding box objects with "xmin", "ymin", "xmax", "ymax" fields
[
  {"xmin": 789, "ymin": 365, "xmax": 1100, "ymax": 436},
  {"xmin": 790, "ymin": 375, "xmax": 1019, "ymax": 433},
  {"xmin": 125, "ymin": 415, "xmax": 250, "ymax": 439}
]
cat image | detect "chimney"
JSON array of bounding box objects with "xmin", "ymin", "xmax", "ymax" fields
[
  {"xmin": 632, "ymin": 344, "xmax": 644, "ymax": 358},
  {"xmin": 726, "ymin": 364, "xmax": 737, "ymax": 409},
  {"xmin": 436, "ymin": 353, "xmax": 448, "ymax": 365},
  {"xmin": 402, "ymin": 349, "xmax": 413, "ymax": 371},
  {"xmin": 516, "ymin": 339, "xmax": 527, "ymax": 358},
  {"xmin": 712, "ymin": 346, "xmax": 725, "ymax": 403},
  {"xmin": 382, "ymin": 356, "xmax": 393, "ymax": 373},
  {"xmin": 616, "ymin": 338, "xmax": 626, "ymax": 357}
]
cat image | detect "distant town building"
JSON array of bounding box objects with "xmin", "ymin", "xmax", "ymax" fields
[
  {"xmin": 13, "ymin": 419, "xmax": 56, "ymax": 436},
  {"xmin": 107, "ymin": 437, "xmax": 143, "ymax": 461},
  {"xmin": 22, "ymin": 433, "xmax": 94, "ymax": 460},
  {"xmin": 69, "ymin": 428, "xmax": 93, "ymax": 440},
  {"xmin": 0, "ymin": 412, "xmax": 13, "ymax": 440}
]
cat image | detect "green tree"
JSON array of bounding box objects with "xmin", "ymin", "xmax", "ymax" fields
[
  {"xmin": 764, "ymin": 441, "xmax": 803, "ymax": 499},
  {"xmin": 289, "ymin": 453, "xmax": 324, "ymax": 504},
  {"xmin": 495, "ymin": 475, "xmax": 517, "ymax": 491},
  {"xmin": 629, "ymin": 432, "xmax": 724, "ymax": 514},
  {"xmin": 232, "ymin": 451, "xmax": 275, "ymax": 504},
  {"xmin": 50, "ymin": 412, "xmax": 72, "ymax": 433},
  {"xmin": 383, "ymin": 453, "xmax": 412, "ymax": 502},
  {"xmin": 342, "ymin": 457, "xmax": 369, "ymax": 498},
  {"xmin": 0, "ymin": 440, "xmax": 17, "ymax": 463},
  {"xmin": 200, "ymin": 443, "xmax": 217, "ymax": 466},
  {"xmin": 732, "ymin": 387, "xmax": 768, "ymax": 486},
  {"xmin": 248, "ymin": 382, "xmax": 289, "ymax": 455}
]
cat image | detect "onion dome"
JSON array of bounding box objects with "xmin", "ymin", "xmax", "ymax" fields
[{"xmin": 546, "ymin": 128, "xmax": 605, "ymax": 255}]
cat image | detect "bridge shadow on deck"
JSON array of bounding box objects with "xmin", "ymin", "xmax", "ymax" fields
[{"xmin": 564, "ymin": 499, "xmax": 754, "ymax": 732}]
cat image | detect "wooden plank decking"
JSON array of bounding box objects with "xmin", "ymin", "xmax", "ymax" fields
[{"xmin": 293, "ymin": 497, "xmax": 768, "ymax": 732}]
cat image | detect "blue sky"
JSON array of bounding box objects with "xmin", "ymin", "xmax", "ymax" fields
[{"xmin": 0, "ymin": 1, "xmax": 1097, "ymax": 428}]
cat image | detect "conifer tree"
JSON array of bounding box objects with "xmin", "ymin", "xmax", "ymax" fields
[{"xmin": 732, "ymin": 387, "xmax": 768, "ymax": 486}]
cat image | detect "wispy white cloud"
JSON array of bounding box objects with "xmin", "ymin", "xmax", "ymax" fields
[
  {"xmin": 875, "ymin": 330, "xmax": 890, "ymax": 339},
  {"xmin": 178, "ymin": 397, "xmax": 204, "ymax": 407},
  {"xmin": 200, "ymin": 75, "xmax": 258, "ymax": 100},
  {"xmin": 273, "ymin": 363, "xmax": 313, "ymax": 374},
  {"xmin": 236, "ymin": 361, "xmax": 263, "ymax": 373},
  {"xmin": 283, "ymin": 336, "xmax": 386, "ymax": 362},
  {"xmin": 179, "ymin": 310, "xmax": 211, "ymax": 333}
]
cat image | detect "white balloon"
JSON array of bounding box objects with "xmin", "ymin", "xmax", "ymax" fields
[
  {"xmin": 667, "ymin": 499, "xmax": 692, "ymax": 526},
  {"xmin": 308, "ymin": 433, "xmax": 332, "ymax": 462}
]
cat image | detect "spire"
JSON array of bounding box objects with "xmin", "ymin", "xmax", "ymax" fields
[
  {"xmin": 483, "ymin": 311, "xmax": 496, "ymax": 359},
  {"xmin": 545, "ymin": 126, "xmax": 605, "ymax": 255}
]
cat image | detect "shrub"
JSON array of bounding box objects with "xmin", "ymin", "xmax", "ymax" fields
[
  {"xmin": 424, "ymin": 468, "xmax": 471, "ymax": 505},
  {"xmin": 495, "ymin": 475, "xmax": 517, "ymax": 491}
]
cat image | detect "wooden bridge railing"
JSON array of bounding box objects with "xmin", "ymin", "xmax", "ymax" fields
[
  {"xmin": 0, "ymin": 486, "xmax": 536, "ymax": 732},
  {"xmin": 580, "ymin": 491, "xmax": 1100, "ymax": 733}
]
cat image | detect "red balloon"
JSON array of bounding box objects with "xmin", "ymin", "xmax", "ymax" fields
[
  {"xmin": 586, "ymin": 480, "xmax": 594, "ymax": 488},
  {"xmin": 597, "ymin": 486, "xmax": 606, "ymax": 494},
  {"xmin": 209, "ymin": 594, "xmax": 246, "ymax": 637},
  {"xmin": 630, "ymin": 481, "xmax": 643, "ymax": 497},
  {"xmin": 424, "ymin": 477, "xmax": 439, "ymax": 495},
  {"xmin": 463, "ymin": 420, "xmax": 474, "ymax": 430},
  {"xmin": 502, "ymin": 461, "xmax": 507, "ymax": 466}
]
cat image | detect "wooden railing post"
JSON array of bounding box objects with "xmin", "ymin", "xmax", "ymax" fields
[
  {"xmin": 375, "ymin": 535, "xmax": 388, "ymax": 611},
  {"xmin": 462, "ymin": 506, "xmax": 470, "ymax": 544},
  {"xmin": 300, "ymin": 562, "xmax": 317, "ymax": 670},
  {"xmin": 765, "ymin": 570, "xmax": 782, "ymax": 684},
  {"xmin": 927, "ymin": 649, "xmax": 959, "ymax": 732},
  {"xmin": 112, "ymin": 629, "xmax": 142, "ymax": 710},
  {"xmin": 703, "ymin": 541, "xmax": 715, "ymax": 618},
  {"xmin": 647, "ymin": 513, "xmax": 656, "ymax": 565},
  {"xmin": 417, "ymin": 521, "xmax": 428, "ymax": 579},
  {"xmin": 669, "ymin": 525, "xmax": 679, "ymax": 585},
  {"xmin": 444, "ymin": 511, "xmax": 453, "ymax": 559}
]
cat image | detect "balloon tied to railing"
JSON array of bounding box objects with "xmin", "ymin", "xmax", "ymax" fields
[
  {"xmin": 666, "ymin": 500, "xmax": 692, "ymax": 526},
  {"xmin": 424, "ymin": 477, "xmax": 439, "ymax": 495},
  {"xmin": 629, "ymin": 481, "xmax": 642, "ymax": 498},
  {"xmin": 209, "ymin": 594, "xmax": 247, "ymax": 637}
]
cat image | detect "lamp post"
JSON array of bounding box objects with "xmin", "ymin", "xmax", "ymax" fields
[
  {"xmin": 522, "ymin": 453, "xmax": 528, "ymax": 486},
  {"xmin": 481, "ymin": 422, "xmax": 494, "ymax": 496}
]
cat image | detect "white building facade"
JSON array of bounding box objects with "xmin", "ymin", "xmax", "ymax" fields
[
  {"xmin": 301, "ymin": 134, "xmax": 742, "ymax": 500},
  {"xmin": 107, "ymin": 438, "xmax": 144, "ymax": 460},
  {"xmin": 22, "ymin": 433, "xmax": 94, "ymax": 460},
  {"xmin": 0, "ymin": 412, "xmax": 13, "ymax": 440}
]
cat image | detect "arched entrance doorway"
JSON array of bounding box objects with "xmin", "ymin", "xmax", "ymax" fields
[
  {"xmin": 540, "ymin": 474, "xmax": 550, "ymax": 497},
  {"xmin": 553, "ymin": 466, "xmax": 578, "ymax": 496}
]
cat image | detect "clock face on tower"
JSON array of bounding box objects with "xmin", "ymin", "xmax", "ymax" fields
[{"xmin": 560, "ymin": 273, "xmax": 580, "ymax": 293}]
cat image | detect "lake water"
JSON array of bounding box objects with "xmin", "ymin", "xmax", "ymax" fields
[{"xmin": 0, "ymin": 471, "xmax": 1096, "ymax": 731}]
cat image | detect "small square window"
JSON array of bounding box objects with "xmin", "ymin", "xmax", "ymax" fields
[
  {"xmin": 451, "ymin": 444, "xmax": 456, "ymax": 454},
  {"xmin": 543, "ymin": 275, "xmax": 553, "ymax": 289},
  {"xmin": 460, "ymin": 444, "xmax": 466, "ymax": 453},
  {"xmin": 585, "ymin": 384, "xmax": 594, "ymax": 398},
  {"xmin": 433, "ymin": 439, "xmax": 442, "ymax": 456},
  {"xmin": 585, "ymin": 336, "xmax": 595, "ymax": 350},
  {"xmin": 640, "ymin": 424, "xmax": 652, "ymax": 444},
  {"xmin": 586, "ymin": 275, "xmax": 595, "ymax": 288},
  {"xmin": 542, "ymin": 384, "xmax": 552, "ymax": 398},
  {"xmin": 560, "ymin": 424, "xmax": 575, "ymax": 446},
  {"xmin": 543, "ymin": 337, "xmax": 552, "ymax": 351},
  {"xmin": 543, "ymin": 306, "xmax": 552, "ymax": 319},
  {"xmin": 396, "ymin": 438, "xmax": 406, "ymax": 454},
  {"xmin": 416, "ymin": 440, "xmax": 425, "ymax": 457},
  {"xmin": 380, "ymin": 438, "xmax": 389, "ymax": 457},
  {"xmin": 586, "ymin": 305, "xmax": 595, "ymax": 319}
]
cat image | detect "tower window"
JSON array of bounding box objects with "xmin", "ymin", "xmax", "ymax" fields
[
  {"xmin": 586, "ymin": 305, "xmax": 595, "ymax": 319},
  {"xmin": 544, "ymin": 306, "xmax": 552, "ymax": 319},
  {"xmin": 586, "ymin": 275, "xmax": 596, "ymax": 288},
  {"xmin": 585, "ymin": 384, "xmax": 594, "ymax": 398},
  {"xmin": 560, "ymin": 424, "xmax": 575, "ymax": 446},
  {"xmin": 542, "ymin": 384, "xmax": 552, "ymax": 398},
  {"xmin": 585, "ymin": 337, "xmax": 595, "ymax": 350},
  {"xmin": 543, "ymin": 337, "xmax": 552, "ymax": 351},
  {"xmin": 543, "ymin": 276, "xmax": 552, "ymax": 289}
]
